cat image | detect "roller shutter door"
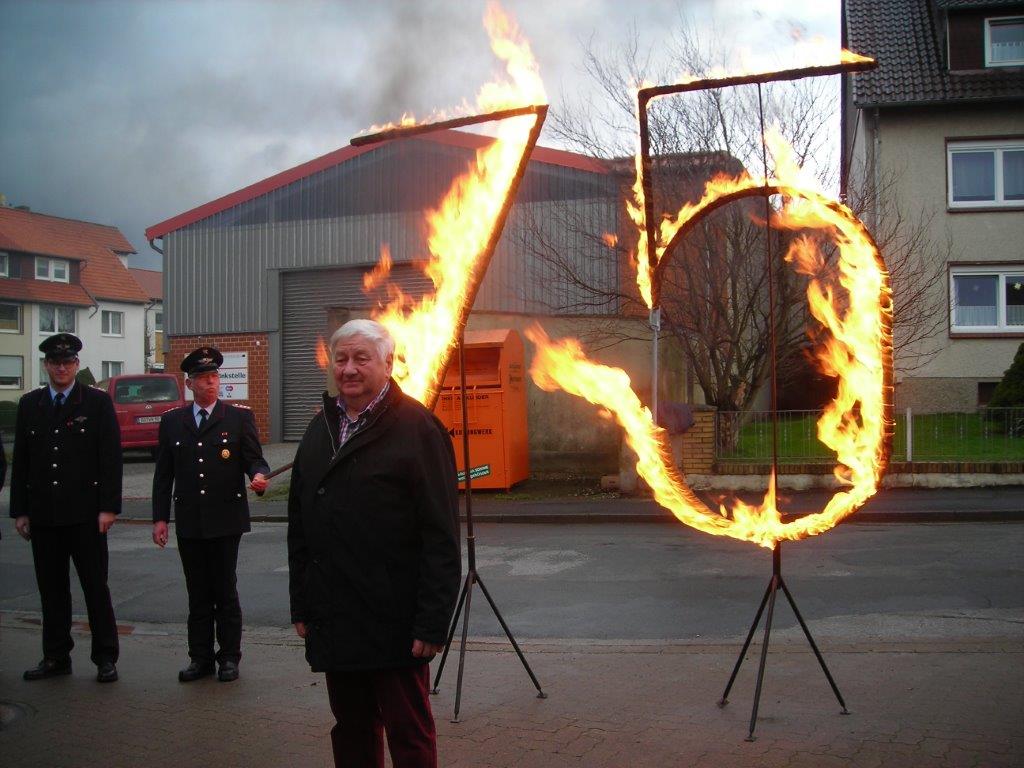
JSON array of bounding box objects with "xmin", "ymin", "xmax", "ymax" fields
[{"xmin": 280, "ymin": 265, "xmax": 433, "ymax": 439}]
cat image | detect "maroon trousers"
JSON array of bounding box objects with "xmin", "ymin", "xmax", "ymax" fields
[{"xmin": 325, "ymin": 663, "xmax": 437, "ymax": 768}]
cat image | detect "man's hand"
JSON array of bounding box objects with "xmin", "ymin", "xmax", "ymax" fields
[
  {"xmin": 98, "ymin": 512, "xmax": 116, "ymax": 534},
  {"xmin": 152, "ymin": 521, "xmax": 169, "ymax": 548},
  {"xmin": 250, "ymin": 473, "xmax": 268, "ymax": 494},
  {"xmin": 15, "ymin": 515, "xmax": 30, "ymax": 541},
  {"xmin": 412, "ymin": 639, "xmax": 444, "ymax": 658},
  {"xmin": 294, "ymin": 622, "xmax": 307, "ymax": 639}
]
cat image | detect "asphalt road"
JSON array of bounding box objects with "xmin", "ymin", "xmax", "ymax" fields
[{"xmin": 2, "ymin": 519, "xmax": 1021, "ymax": 642}]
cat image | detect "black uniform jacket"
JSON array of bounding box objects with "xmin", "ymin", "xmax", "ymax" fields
[
  {"xmin": 152, "ymin": 400, "xmax": 270, "ymax": 539},
  {"xmin": 10, "ymin": 383, "xmax": 123, "ymax": 526},
  {"xmin": 287, "ymin": 380, "xmax": 461, "ymax": 673}
]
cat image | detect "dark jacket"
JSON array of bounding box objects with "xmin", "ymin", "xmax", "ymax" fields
[
  {"xmin": 287, "ymin": 380, "xmax": 461, "ymax": 672},
  {"xmin": 10, "ymin": 383, "xmax": 123, "ymax": 526},
  {"xmin": 152, "ymin": 400, "xmax": 270, "ymax": 539}
]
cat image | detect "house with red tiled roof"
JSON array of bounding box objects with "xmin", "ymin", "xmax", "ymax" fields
[
  {"xmin": 128, "ymin": 267, "xmax": 164, "ymax": 371},
  {"xmin": 0, "ymin": 205, "xmax": 149, "ymax": 398}
]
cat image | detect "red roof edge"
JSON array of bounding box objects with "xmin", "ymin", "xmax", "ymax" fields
[{"xmin": 146, "ymin": 130, "xmax": 609, "ymax": 241}]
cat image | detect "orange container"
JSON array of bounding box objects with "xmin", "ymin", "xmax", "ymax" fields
[{"xmin": 435, "ymin": 329, "xmax": 529, "ymax": 490}]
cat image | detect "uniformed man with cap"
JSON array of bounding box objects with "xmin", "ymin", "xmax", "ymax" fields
[
  {"xmin": 152, "ymin": 346, "xmax": 270, "ymax": 682},
  {"xmin": 11, "ymin": 333, "xmax": 122, "ymax": 683}
]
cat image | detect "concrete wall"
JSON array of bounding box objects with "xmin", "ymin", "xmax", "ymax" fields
[{"xmin": 854, "ymin": 102, "xmax": 1024, "ymax": 410}]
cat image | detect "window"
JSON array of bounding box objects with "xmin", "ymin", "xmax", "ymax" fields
[
  {"xmin": 154, "ymin": 311, "xmax": 163, "ymax": 331},
  {"xmin": 0, "ymin": 355, "xmax": 24, "ymax": 388},
  {"xmin": 102, "ymin": 361, "xmax": 124, "ymax": 379},
  {"xmin": 986, "ymin": 17, "xmax": 1024, "ymax": 66},
  {"xmin": 39, "ymin": 357, "xmax": 47, "ymax": 386},
  {"xmin": 39, "ymin": 305, "xmax": 76, "ymax": 333},
  {"xmin": 951, "ymin": 266, "xmax": 1024, "ymax": 333},
  {"xmin": 0, "ymin": 302, "xmax": 22, "ymax": 333},
  {"xmin": 101, "ymin": 310, "xmax": 124, "ymax": 336},
  {"xmin": 35, "ymin": 257, "xmax": 70, "ymax": 282},
  {"xmin": 0, "ymin": 252, "xmax": 8, "ymax": 277},
  {"xmin": 948, "ymin": 140, "xmax": 1024, "ymax": 208}
]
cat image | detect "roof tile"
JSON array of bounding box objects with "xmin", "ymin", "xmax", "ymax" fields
[
  {"xmin": 846, "ymin": 0, "xmax": 1024, "ymax": 106},
  {"xmin": 0, "ymin": 208, "xmax": 148, "ymax": 304}
]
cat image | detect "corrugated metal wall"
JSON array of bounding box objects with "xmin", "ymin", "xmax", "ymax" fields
[
  {"xmin": 280, "ymin": 264, "xmax": 433, "ymax": 439},
  {"xmin": 163, "ymin": 138, "xmax": 620, "ymax": 336}
]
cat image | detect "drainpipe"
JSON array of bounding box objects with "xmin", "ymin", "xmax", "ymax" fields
[{"xmin": 871, "ymin": 107, "xmax": 881, "ymax": 233}]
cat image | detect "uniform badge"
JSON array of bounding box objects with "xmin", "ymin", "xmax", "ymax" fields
[{"xmin": 221, "ymin": 448, "xmax": 231, "ymax": 459}]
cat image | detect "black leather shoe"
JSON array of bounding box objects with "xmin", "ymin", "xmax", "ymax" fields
[
  {"xmin": 23, "ymin": 658, "xmax": 72, "ymax": 681},
  {"xmin": 178, "ymin": 662, "xmax": 215, "ymax": 683},
  {"xmin": 96, "ymin": 661, "xmax": 118, "ymax": 683},
  {"xmin": 217, "ymin": 660, "xmax": 239, "ymax": 682}
]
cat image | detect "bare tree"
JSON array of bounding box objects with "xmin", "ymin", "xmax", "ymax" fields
[{"xmin": 523, "ymin": 18, "xmax": 946, "ymax": 419}]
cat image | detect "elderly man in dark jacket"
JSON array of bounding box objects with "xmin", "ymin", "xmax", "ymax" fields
[{"xmin": 288, "ymin": 318, "xmax": 460, "ymax": 768}]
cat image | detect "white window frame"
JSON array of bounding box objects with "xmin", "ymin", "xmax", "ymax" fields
[
  {"xmin": 985, "ymin": 16, "xmax": 1024, "ymax": 67},
  {"xmin": 950, "ymin": 265, "xmax": 1024, "ymax": 334},
  {"xmin": 34, "ymin": 257, "xmax": 70, "ymax": 283},
  {"xmin": 154, "ymin": 311, "xmax": 163, "ymax": 332},
  {"xmin": 101, "ymin": 309, "xmax": 124, "ymax": 337},
  {"xmin": 947, "ymin": 139, "xmax": 1024, "ymax": 209},
  {"xmin": 0, "ymin": 355, "xmax": 24, "ymax": 389},
  {"xmin": 0, "ymin": 302, "xmax": 22, "ymax": 333},
  {"xmin": 0, "ymin": 251, "xmax": 8, "ymax": 277},
  {"xmin": 38, "ymin": 304, "xmax": 77, "ymax": 334},
  {"xmin": 102, "ymin": 360, "xmax": 124, "ymax": 379},
  {"xmin": 39, "ymin": 356, "xmax": 48, "ymax": 386}
]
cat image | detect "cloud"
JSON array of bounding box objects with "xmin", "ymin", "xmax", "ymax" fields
[{"xmin": 0, "ymin": 0, "xmax": 838, "ymax": 270}]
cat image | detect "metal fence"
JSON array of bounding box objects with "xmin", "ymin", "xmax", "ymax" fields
[{"xmin": 715, "ymin": 408, "xmax": 1024, "ymax": 464}]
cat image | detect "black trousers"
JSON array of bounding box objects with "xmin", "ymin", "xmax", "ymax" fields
[
  {"xmin": 30, "ymin": 522, "xmax": 119, "ymax": 665},
  {"xmin": 177, "ymin": 534, "xmax": 243, "ymax": 665}
]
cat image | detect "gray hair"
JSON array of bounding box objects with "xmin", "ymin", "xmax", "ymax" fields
[{"xmin": 329, "ymin": 319, "xmax": 395, "ymax": 360}]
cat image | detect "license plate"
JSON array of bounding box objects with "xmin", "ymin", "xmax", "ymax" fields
[{"xmin": 136, "ymin": 416, "xmax": 161, "ymax": 424}]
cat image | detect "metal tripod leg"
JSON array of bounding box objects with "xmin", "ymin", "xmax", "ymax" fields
[
  {"xmin": 431, "ymin": 572, "xmax": 471, "ymax": 694},
  {"xmin": 746, "ymin": 576, "xmax": 779, "ymax": 741},
  {"xmin": 476, "ymin": 573, "xmax": 546, "ymax": 698},
  {"xmin": 719, "ymin": 578, "xmax": 774, "ymax": 707},
  {"xmin": 451, "ymin": 571, "xmax": 475, "ymax": 723},
  {"xmin": 779, "ymin": 578, "xmax": 848, "ymax": 714}
]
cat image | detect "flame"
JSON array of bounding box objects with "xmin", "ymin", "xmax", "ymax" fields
[
  {"xmin": 529, "ymin": 128, "xmax": 892, "ymax": 549},
  {"xmin": 363, "ymin": 245, "xmax": 393, "ymax": 292},
  {"xmin": 368, "ymin": 1, "xmax": 546, "ymax": 405},
  {"xmin": 315, "ymin": 336, "xmax": 331, "ymax": 371},
  {"xmin": 840, "ymin": 49, "xmax": 874, "ymax": 64},
  {"xmin": 602, "ymin": 233, "xmax": 618, "ymax": 248}
]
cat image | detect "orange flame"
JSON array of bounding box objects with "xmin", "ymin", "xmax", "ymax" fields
[
  {"xmin": 315, "ymin": 336, "xmax": 330, "ymax": 371},
  {"xmin": 363, "ymin": 245, "xmax": 393, "ymax": 292},
  {"xmin": 529, "ymin": 129, "xmax": 892, "ymax": 548},
  {"xmin": 602, "ymin": 232, "xmax": 618, "ymax": 248},
  {"xmin": 368, "ymin": 1, "xmax": 546, "ymax": 405}
]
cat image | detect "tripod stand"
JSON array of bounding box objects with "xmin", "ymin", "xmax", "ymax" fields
[
  {"xmin": 430, "ymin": 335, "xmax": 546, "ymax": 722},
  {"xmin": 718, "ymin": 542, "xmax": 848, "ymax": 741}
]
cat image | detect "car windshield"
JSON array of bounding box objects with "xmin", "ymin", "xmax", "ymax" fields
[{"xmin": 111, "ymin": 378, "xmax": 179, "ymax": 404}]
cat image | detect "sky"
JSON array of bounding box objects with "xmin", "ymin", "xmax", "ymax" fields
[{"xmin": 0, "ymin": 0, "xmax": 840, "ymax": 270}]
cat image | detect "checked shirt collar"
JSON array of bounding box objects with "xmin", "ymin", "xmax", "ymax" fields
[{"xmin": 336, "ymin": 381, "xmax": 390, "ymax": 446}]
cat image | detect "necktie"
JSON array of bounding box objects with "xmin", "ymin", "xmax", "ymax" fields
[
  {"xmin": 198, "ymin": 408, "xmax": 208, "ymax": 431},
  {"xmin": 53, "ymin": 392, "xmax": 64, "ymax": 414}
]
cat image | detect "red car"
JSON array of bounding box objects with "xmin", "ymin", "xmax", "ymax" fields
[{"xmin": 97, "ymin": 373, "xmax": 185, "ymax": 451}]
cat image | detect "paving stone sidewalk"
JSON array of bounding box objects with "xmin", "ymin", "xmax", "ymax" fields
[{"xmin": 1, "ymin": 617, "xmax": 1021, "ymax": 767}]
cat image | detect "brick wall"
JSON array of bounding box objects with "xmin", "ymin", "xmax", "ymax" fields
[
  {"xmin": 680, "ymin": 407, "xmax": 716, "ymax": 475},
  {"xmin": 168, "ymin": 333, "xmax": 270, "ymax": 442}
]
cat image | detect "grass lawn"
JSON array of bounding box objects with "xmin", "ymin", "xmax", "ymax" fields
[{"xmin": 720, "ymin": 412, "xmax": 1024, "ymax": 463}]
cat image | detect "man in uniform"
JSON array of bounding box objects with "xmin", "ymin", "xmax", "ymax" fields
[
  {"xmin": 152, "ymin": 346, "xmax": 270, "ymax": 683},
  {"xmin": 11, "ymin": 333, "xmax": 122, "ymax": 683}
]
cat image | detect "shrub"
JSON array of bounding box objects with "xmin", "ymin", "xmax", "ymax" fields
[{"xmin": 988, "ymin": 342, "xmax": 1024, "ymax": 409}]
